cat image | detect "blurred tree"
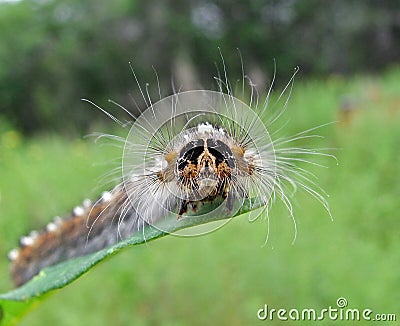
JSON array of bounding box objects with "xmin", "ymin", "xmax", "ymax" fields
[{"xmin": 0, "ymin": 0, "xmax": 399, "ymax": 134}]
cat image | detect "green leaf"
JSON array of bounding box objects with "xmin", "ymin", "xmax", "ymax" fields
[{"xmin": 0, "ymin": 199, "xmax": 259, "ymax": 325}]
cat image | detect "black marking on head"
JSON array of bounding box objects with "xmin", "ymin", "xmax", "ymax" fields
[
  {"xmin": 177, "ymin": 139, "xmax": 204, "ymax": 171},
  {"xmin": 206, "ymin": 139, "xmax": 236, "ymax": 168},
  {"xmin": 177, "ymin": 138, "xmax": 236, "ymax": 174}
]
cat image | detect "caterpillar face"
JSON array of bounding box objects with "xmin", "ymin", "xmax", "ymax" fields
[
  {"xmin": 158, "ymin": 124, "xmax": 242, "ymax": 216},
  {"xmin": 177, "ymin": 137, "xmax": 233, "ymax": 193}
]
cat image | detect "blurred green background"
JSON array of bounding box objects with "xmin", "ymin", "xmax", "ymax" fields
[{"xmin": 0, "ymin": 0, "xmax": 399, "ymax": 325}]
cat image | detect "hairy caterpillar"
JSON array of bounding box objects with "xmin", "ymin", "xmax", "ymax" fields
[{"xmin": 8, "ymin": 59, "xmax": 333, "ymax": 287}]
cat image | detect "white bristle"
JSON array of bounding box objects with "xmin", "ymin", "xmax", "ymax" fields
[
  {"xmin": 29, "ymin": 230, "xmax": 39, "ymax": 240},
  {"xmin": 8, "ymin": 248, "xmax": 19, "ymax": 261},
  {"xmin": 73, "ymin": 206, "xmax": 85, "ymax": 216},
  {"xmin": 244, "ymin": 149, "xmax": 255, "ymax": 159},
  {"xmin": 148, "ymin": 157, "xmax": 168, "ymax": 173},
  {"xmin": 101, "ymin": 191, "xmax": 112, "ymax": 202},
  {"xmin": 197, "ymin": 122, "xmax": 213, "ymax": 134},
  {"xmin": 46, "ymin": 222, "xmax": 58, "ymax": 232},
  {"xmin": 83, "ymin": 198, "xmax": 92, "ymax": 208},
  {"xmin": 53, "ymin": 216, "xmax": 62, "ymax": 225},
  {"xmin": 20, "ymin": 236, "xmax": 34, "ymax": 246}
]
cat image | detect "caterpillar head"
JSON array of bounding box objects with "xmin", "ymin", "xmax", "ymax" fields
[{"xmin": 121, "ymin": 90, "xmax": 275, "ymax": 234}]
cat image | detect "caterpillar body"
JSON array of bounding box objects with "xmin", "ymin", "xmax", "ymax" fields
[{"xmin": 8, "ymin": 64, "xmax": 333, "ymax": 287}]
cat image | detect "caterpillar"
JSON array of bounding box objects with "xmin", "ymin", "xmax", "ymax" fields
[{"xmin": 8, "ymin": 59, "xmax": 333, "ymax": 287}]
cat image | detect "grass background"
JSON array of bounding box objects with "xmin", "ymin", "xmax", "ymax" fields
[{"xmin": 0, "ymin": 68, "xmax": 399, "ymax": 325}]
